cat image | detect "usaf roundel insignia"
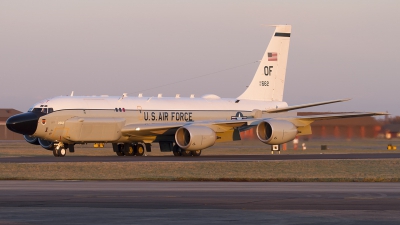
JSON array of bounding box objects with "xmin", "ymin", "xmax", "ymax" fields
[{"xmin": 231, "ymin": 112, "xmax": 248, "ymax": 120}]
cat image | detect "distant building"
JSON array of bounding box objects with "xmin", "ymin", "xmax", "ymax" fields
[
  {"xmin": 298, "ymin": 112, "xmax": 381, "ymax": 139},
  {"xmin": 0, "ymin": 109, "xmax": 24, "ymax": 140},
  {"xmin": 381, "ymin": 124, "xmax": 400, "ymax": 139}
]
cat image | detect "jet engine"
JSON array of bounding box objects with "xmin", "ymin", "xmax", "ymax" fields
[
  {"xmin": 23, "ymin": 135, "xmax": 40, "ymax": 145},
  {"xmin": 256, "ymin": 119, "xmax": 298, "ymax": 145},
  {"xmin": 175, "ymin": 126, "xmax": 216, "ymax": 151},
  {"xmin": 38, "ymin": 138, "xmax": 55, "ymax": 150}
]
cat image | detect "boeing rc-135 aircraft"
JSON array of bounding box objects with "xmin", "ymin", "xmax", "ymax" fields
[{"xmin": 7, "ymin": 25, "xmax": 385, "ymax": 157}]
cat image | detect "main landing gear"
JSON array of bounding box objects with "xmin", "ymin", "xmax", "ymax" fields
[
  {"xmin": 172, "ymin": 144, "xmax": 202, "ymax": 157},
  {"xmin": 114, "ymin": 143, "xmax": 146, "ymax": 157}
]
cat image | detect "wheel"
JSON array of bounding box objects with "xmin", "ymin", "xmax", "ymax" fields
[
  {"xmin": 53, "ymin": 148, "xmax": 59, "ymax": 157},
  {"xmin": 192, "ymin": 150, "xmax": 202, "ymax": 156},
  {"xmin": 135, "ymin": 144, "xmax": 145, "ymax": 156},
  {"xmin": 173, "ymin": 151, "xmax": 182, "ymax": 156},
  {"xmin": 116, "ymin": 144, "xmax": 125, "ymax": 156},
  {"xmin": 181, "ymin": 150, "xmax": 192, "ymax": 156},
  {"xmin": 125, "ymin": 145, "xmax": 135, "ymax": 156},
  {"xmin": 59, "ymin": 148, "xmax": 66, "ymax": 157},
  {"xmin": 53, "ymin": 148, "xmax": 66, "ymax": 157},
  {"xmin": 172, "ymin": 144, "xmax": 182, "ymax": 156}
]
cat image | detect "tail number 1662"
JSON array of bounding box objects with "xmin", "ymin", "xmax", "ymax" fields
[{"xmin": 259, "ymin": 81, "xmax": 269, "ymax": 86}]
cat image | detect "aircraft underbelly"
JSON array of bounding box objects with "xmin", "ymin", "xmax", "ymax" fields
[{"xmin": 63, "ymin": 117, "xmax": 125, "ymax": 142}]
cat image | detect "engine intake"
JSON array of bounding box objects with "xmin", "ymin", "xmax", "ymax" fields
[
  {"xmin": 175, "ymin": 126, "xmax": 216, "ymax": 151},
  {"xmin": 256, "ymin": 120, "xmax": 298, "ymax": 145}
]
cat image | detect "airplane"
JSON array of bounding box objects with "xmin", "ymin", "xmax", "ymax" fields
[{"xmin": 6, "ymin": 25, "xmax": 386, "ymax": 157}]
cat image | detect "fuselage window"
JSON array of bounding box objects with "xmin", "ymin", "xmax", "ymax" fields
[
  {"xmin": 115, "ymin": 108, "xmax": 118, "ymax": 112},
  {"xmin": 122, "ymin": 108, "xmax": 125, "ymax": 112},
  {"xmin": 118, "ymin": 108, "xmax": 122, "ymax": 112},
  {"xmin": 48, "ymin": 108, "xmax": 53, "ymax": 113}
]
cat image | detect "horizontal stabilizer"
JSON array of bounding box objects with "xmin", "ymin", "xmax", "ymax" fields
[
  {"xmin": 284, "ymin": 112, "xmax": 388, "ymax": 128},
  {"xmin": 265, "ymin": 98, "xmax": 351, "ymax": 113},
  {"xmin": 295, "ymin": 112, "xmax": 388, "ymax": 121}
]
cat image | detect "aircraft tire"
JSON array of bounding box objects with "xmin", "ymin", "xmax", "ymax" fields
[
  {"xmin": 116, "ymin": 151, "xmax": 125, "ymax": 156},
  {"xmin": 59, "ymin": 148, "xmax": 66, "ymax": 157},
  {"xmin": 135, "ymin": 144, "xmax": 145, "ymax": 156},
  {"xmin": 53, "ymin": 148, "xmax": 67, "ymax": 157},
  {"xmin": 172, "ymin": 144, "xmax": 182, "ymax": 156},
  {"xmin": 125, "ymin": 144, "xmax": 135, "ymax": 156},
  {"xmin": 116, "ymin": 144, "xmax": 125, "ymax": 156},
  {"xmin": 53, "ymin": 149, "xmax": 59, "ymax": 157},
  {"xmin": 181, "ymin": 150, "xmax": 192, "ymax": 157},
  {"xmin": 192, "ymin": 150, "xmax": 201, "ymax": 156}
]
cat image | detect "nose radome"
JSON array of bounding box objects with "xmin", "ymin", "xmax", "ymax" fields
[{"xmin": 6, "ymin": 112, "xmax": 39, "ymax": 135}]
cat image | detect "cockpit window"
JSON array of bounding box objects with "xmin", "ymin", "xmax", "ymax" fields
[
  {"xmin": 31, "ymin": 108, "xmax": 43, "ymax": 113},
  {"xmin": 30, "ymin": 108, "xmax": 54, "ymax": 114}
]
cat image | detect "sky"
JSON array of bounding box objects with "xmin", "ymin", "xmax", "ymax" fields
[{"xmin": 1, "ymin": 0, "xmax": 399, "ymax": 116}]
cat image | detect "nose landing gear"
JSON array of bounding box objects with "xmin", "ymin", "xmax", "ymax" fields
[{"xmin": 53, "ymin": 142, "xmax": 68, "ymax": 157}]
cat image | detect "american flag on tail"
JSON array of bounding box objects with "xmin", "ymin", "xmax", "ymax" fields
[{"xmin": 268, "ymin": 52, "xmax": 277, "ymax": 61}]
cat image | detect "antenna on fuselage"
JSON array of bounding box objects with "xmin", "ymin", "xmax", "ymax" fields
[
  {"xmin": 70, "ymin": 91, "xmax": 74, "ymax": 96},
  {"xmin": 119, "ymin": 93, "xmax": 128, "ymax": 100}
]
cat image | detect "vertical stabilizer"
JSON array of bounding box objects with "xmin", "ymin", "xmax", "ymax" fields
[{"xmin": 238, "ymin": 25, "xmax": 291, "ymax": 101}]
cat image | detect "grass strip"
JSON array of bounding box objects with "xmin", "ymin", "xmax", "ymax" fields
[{"xmin": 1, "ymin": 159, "xmax": 400, "ymax": 182}]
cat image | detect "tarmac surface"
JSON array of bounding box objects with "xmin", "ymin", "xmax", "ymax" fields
[
  {"xmin": 0, "ymin": 153, "xmax": 400, "ymax": 163},
  {"xmin": 0, "ymin": 181, "xmax": 399, "ymax": 224}
]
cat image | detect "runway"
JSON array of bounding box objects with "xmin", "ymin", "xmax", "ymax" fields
[
  {"xmin": 0, "ymin": 153, "xmax": 399, "ymax": 163},
  {"xmin": 0, "ymin": 181, "xmax": 399, "ymax": 224}
]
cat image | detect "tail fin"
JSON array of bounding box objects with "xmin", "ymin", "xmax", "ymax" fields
[{"xmin": 238, "ymin": 25, "xmax": 291, "ymax": 102}]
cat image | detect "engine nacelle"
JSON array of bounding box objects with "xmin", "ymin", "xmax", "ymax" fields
[
  {"xmin": 38, "ymin": 138, "xmax": 55, "ymax": 151},
  {"xmin": 256, "ymin": 120, "xmax": 298, "ymax": 145},
  {"xmin": 23, "ymin": 135, "xmax": 40, "ymax": 145},
  {"xmin": 175, "ymin": 126, "xmax": 216, "ymax": 151}
]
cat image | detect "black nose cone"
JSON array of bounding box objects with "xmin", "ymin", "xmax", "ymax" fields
[{"xmin": 6, "ymin": 112, "xmax": 39, "ymax": 135}]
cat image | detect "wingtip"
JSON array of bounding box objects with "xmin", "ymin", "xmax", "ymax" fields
[{"xmin": 377, "ymin": 112, "xmax": 390, "ymax": 115}]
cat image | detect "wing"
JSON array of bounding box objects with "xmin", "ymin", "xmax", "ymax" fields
[
  {"xmin": 294, "ymin": 112, "xmax": 387, "ymax": 121},
  {"xmin": 120, "ymin": 111, "xmax": 387, "ymax": 141}
]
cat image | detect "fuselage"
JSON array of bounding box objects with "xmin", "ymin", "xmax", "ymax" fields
[{"xmin": 9, "ymin": 94, "xmax": 288, "ymax": 143}]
